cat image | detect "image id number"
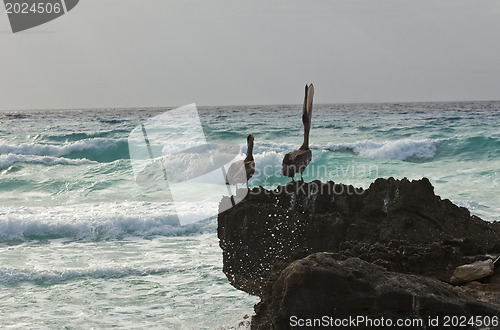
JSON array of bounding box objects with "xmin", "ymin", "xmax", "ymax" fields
[{"xmin": 5, "ymin": 2, "xmax": 62, "ymax": 14}]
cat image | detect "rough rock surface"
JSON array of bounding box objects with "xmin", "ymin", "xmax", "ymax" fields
[
  {"xmin": 218, "ymin": 178, "xmax": 500, "ymax": 296},
  {"xmin": 252, "ymin": 253, "xmax": 500, "ymax": 330},
  {"xmin": 217, "ymin": 178, "xmax": 500, "ymax": 329},
  {"xmin": 450, "ymin": 259, "xmax": 496, "ymax": 285}
]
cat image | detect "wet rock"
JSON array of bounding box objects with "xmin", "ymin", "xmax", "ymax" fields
[
  {"xmin": 456, "ymin": 271, "xmax": 500, "ymax": 306},
  {"xmin": 251, "ymin": 253, "xmax": 500, "ymax": 330},
  {"xmin": 217, "ymin": 178, "xmax": 500, "ymax": 328},
  {"xmin": 217, "ymin": 178, "xmax": 500, "ymax": 296}
]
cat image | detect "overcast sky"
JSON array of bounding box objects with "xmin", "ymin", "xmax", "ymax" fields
[{"xmin": 1, "ymin": 0, "xmax": 499, "ymax": 110}]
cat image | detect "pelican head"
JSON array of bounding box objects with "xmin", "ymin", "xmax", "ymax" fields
[
  {"xmin": 281, "ymin": 83, "xmax": 314, "ymax": 181},
  {"xmin": 300, "ymin": 83, "xmax": 314, "ymax": 150},
  {"xmin": 246, "ymin": 134, "xmax": 254, "ymax": 160}
]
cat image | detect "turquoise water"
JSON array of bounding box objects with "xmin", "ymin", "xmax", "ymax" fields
[{"xmin": 0, "ymin": 101, "xmax": 499, "ymax": 328}]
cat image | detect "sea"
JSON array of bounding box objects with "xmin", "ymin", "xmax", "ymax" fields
[{"xmin": 1, "ymin": 101, "xmax": 499, "ymax": 329}]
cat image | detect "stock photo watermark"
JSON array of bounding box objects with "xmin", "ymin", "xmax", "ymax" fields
[
  {"xmin": 250, "ymin": 162, "xmax": 379, "ymax": 186},
  {"xmin": 128, "ymin": 104, "xmax": 245, "ymax": 226},
  {"xmin": 3, "ymin": 0, "xmax": 79, "ymax": 32},
  {"xmin": 128, "ymin": 104, "xmax": 377, "ymax": 226},
  {"xmin": 289, "ymin": 315, "xmax": 499, "ymax": 328}
]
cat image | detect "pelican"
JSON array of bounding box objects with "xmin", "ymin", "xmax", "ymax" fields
[
  {"xmin": 281, "ymin": 83, "xmax": 314, "ymax": 181},
  {"xmin": 225, "ymin": 134, "xmax": 255, "ymax": 188}
]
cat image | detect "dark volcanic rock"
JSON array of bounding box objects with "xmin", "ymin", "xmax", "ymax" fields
[
  {"xmin": 251, "ymin": 253, "xmax": 500, "ymax": 330},
  {"xmin": 217, "ymin": 178, "xmax": 500, "ymax": 297}
]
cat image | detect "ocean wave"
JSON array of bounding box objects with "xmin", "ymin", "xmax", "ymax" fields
[
  {"xmin": 0, "ymin": 202, "xmax": 217, "ymax": 243},
  {"xmin": 0, "ymin": 154, "xmax": 95, "ymax": 170},
  {"xmin": 254, "ymin": 150, "xmax": 283, "ymax": 169},
  {"xmin": 43, "ymin": 130, "xmax": 131, "ymax": 142},
  {"xmin": 248, "ymin": 151, "xmax": 284, "ymax": 182},
  {"xmin": 0, "ymin": 266, "xmax": 170, "ymax": 285},
  {"xmin": 249, "ymin": 139, "xmax": 439, "ymax": 161},
  {"xmin": 0, "ymin": 138, "xmax": 130, "ymax": 162},
  {"xmin": 238, "ymin": 141, "xmax": 299, "ymax": 156},
  {"xmin": 250, "ymin": 136, "xmax": 499, "ymax": 162},
  {"xmin": 319, "ymin": 139, "xmax": 440, "ymax": 161},
  {"xmin": 442, "ymin": 136, "xmax": 500, "ymax": 160}
]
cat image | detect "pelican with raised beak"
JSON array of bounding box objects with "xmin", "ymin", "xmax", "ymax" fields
[{"xmin": 281, "ymin": 83, "xmax": 314, "ymax": 181}]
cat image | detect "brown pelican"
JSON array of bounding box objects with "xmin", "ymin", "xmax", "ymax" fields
[
  {"xmin": 281, "ymin": 83, "xmax": 314, "ymax": 181},
  {"xmin": 225, "ymin": 134, "xmax": 255, "ymax": 188}
]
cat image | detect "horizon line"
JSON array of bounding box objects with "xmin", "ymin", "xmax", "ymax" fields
[{"xmin": 1, "ymin": 98, "xmax": 500, "ymax": 112}]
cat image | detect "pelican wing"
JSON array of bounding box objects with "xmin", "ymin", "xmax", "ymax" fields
[
  {"xmin": 226, "ymin": 160, "xmax": 246, "ymax": 185},
  {"xmin": 245, "ymin": 159, "xmax": 255, "ymax": 180},
  {"xmin": 281, "ymin": 149, "xmax": 312, "ymax": 177}
]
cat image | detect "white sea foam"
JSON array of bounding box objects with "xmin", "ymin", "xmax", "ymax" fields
[
  {"xmin": 0, "ymin": 138, "xmax": 127, "ymax": 157},
  {"xmin": 245, "ymin": 139, "xmax": 439, "ymax": 161},
  {"xmin": 0, "ymin": 202, "xmax": 217, "ymax": 242},
  {"xmin": 0, "ymin": 138, "xmax": 439, "ymax": 170},
  {"xmin": 254, "ymin": 151, "xmax": 282, "ymax": 169},
  {"xmin": 247, "ymin": 151, "xmax": 284, "ymax": 182},
  {"xmin": 241, "ymin": 139, "xmax": 439, "ymax": 164},
  {"xmin": 161, "ymin": 140, "xmax": 206, "ymax": 155},
  {"xmin": 250, "ymin": 142, "xmax": 296, "ymax": 154},
  {"xmin": 0, "ymin": 154, "xmax": 94, "ymax": 170}
]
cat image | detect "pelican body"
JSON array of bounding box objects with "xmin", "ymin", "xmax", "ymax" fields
[
  {"xmin": 281, "ymin": 84, "xmax": 314, "ymax": 181},
  {"xmin": 225, "ymin": 134, "xmax": 255, "ymax": 186}
]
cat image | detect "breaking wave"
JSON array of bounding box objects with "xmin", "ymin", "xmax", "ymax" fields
[
  {"xmin": 0, "ymin": 202, "xmax": 217, "ymax": 243},
  {"xmin": 0, "ymin": 154, "xmax": 94, "ymax": 170},
  {"xmin": 0, "ymin": 138, "xmax": 130, "ymax": 162}
]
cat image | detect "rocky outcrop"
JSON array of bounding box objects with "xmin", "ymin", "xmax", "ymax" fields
[
  {"xmin": 252, "ymin": 254, "xmax": 500, "ymax": 330},
  {"xmin": 217, "ymin": 178, "xmax": 500, "ymax": 329},
  {"xmin": 218, "ymin": 178, "xmax": 500, "ymax": 296}
]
